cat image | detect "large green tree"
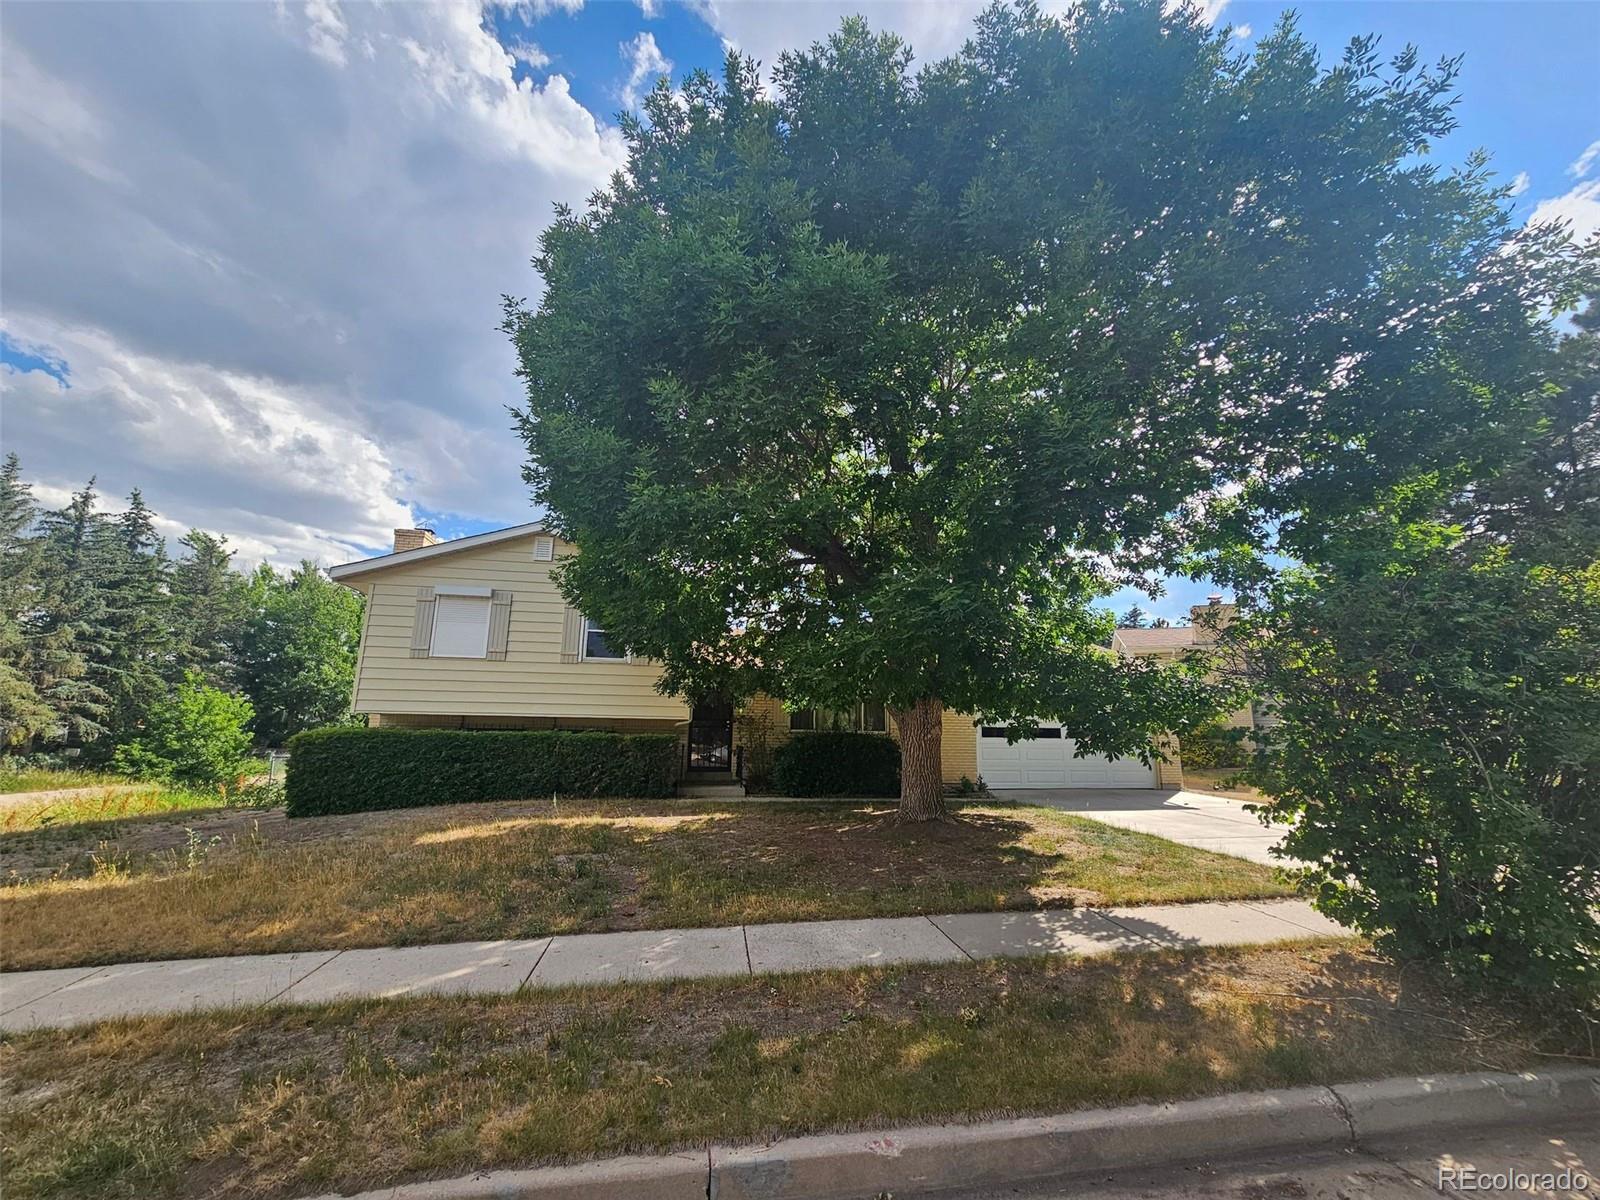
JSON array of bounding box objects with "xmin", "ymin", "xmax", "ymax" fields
[
  {"xmin": 239, "ymin": 562, "xmax": 364, "ymax": 746},
  {"xmin": 507, "ymin": 0, "xmax": 1582, "ymax": 819},
  {"xmin": 171, "ymin": 529, "xmax": 249, "ymax": 689},
  {"xmin": 0, "ymin": 456, "xmax": 55, "ymax": 749},
  {"xmin": 1242, "ymin": 296, "xmax": 1599, "ymax": 1002}
]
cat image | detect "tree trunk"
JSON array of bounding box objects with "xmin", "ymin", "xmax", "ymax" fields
[{"xmin": 892, "ymin": 698, "xmax": 948, "ymax": 822}]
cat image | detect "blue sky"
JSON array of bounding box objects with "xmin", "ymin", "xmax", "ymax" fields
[{"xmin": 1, "ymin": 0, "xmax": 1594, "ymax": 615}]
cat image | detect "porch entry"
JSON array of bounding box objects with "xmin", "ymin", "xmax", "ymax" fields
[{"xmin": 687, "ymin": 697, "xmax": 734, "ymax": 773}]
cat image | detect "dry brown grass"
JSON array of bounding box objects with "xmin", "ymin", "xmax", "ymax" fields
[
  {"xmin": 0, "ymin": 800, "xmax": 1292, "ymax": 970},
  {"xmin": 2, "ymin": 943, "xmax": 1585, "ymax": 1200}
]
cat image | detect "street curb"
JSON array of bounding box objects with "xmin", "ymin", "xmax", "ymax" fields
[
  {"xmin": 1331, "ymin": 1067, "xmax": 1600, "ymax": 1141},
  {"xmin": 293, "ymin": 1067, "xmax": 1599, "ymax": 1200},
  {"xmin": 711, "ymin": 1085, "xmax": 1350, "ymax": 1199},
  {"xmin": 295, "ymin": 1150, "xmax": 710, "ymax": 1200}
]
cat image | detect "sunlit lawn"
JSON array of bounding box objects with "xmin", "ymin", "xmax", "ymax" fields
[{"xmin": 0, "ymin": 799, "xmax": 1293, "ymax": 970}]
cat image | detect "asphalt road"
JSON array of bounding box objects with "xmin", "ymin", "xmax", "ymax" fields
[{"xmin": 944, "ymin": 1121, "xmax": 1599, "ymax": 1200}]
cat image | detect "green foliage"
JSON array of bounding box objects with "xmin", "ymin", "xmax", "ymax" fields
[
  {"xmin": 171, "ymin": 530, "xmax": 249, "ymax": 689},
  {"xmin": 284, "ymin": 728, "xmax": 682, "ymax": 816},
  {"xmin": 735, "ymin": 707, "xmax": 777, "ymax": 793},
  {"xmin": 504, "ymin": 0, "xmax": 1582, "ymax": 805},
  {"xmin": 0, "ymin": 458, "xmax": 365, "ymax": 763},
  {"xmin": 239, "ymin": 562, "xmax": 365, "ymax": 746},
  {"xmin": 771, "ymin": 732, "xmax": 901, "ymax": 797},
  {"xmin": 111, "ymin": 673, "xmax": 255, "ymax": 789},
  {"xmin": 1179, "ymin": 722, "xmax": 1250, "ymax": 771},
  {"xmin": 0, "ymin": 455, "xmax": 55, "ymax": 749},
  {"xmin": 1245, "ymin": 290, "xmax": 1600, "ymax": 1003}
]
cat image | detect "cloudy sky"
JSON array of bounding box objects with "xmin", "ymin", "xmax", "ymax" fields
[{"xmin": 2, "ymin": 0, "xmax": 1596, "ymax": 618}]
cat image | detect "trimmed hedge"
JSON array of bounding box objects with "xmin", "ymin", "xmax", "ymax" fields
[
  {"xmin": 771, "ymin": 731, "xmax": 900, "ymax": 797},
  {"xmin": 285, "ymin": 727, "xmax": 680, "ymax": 817}
]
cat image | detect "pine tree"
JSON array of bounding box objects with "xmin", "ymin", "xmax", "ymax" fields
[
  {"xmin": 29, "ymin": 482, "xmax": 113, "ymax": 747},
  {"xmin": 172, "ymin": 529, "xmax": 248, "ymax": 688},
  {"xmin": 93, "ymin": 489, "xmax": 175, "ymax": 747},
  {"xmin": 0, "ymin": 455, "xmax": 54, "ymax": 749}
]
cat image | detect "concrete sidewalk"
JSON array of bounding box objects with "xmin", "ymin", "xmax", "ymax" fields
[
  {"xmin": 996, "ymin": 788, "xmax": 1292, "ymax": 866},
  {"xmin": 0, "ymin": 897, "xmax": 1345, "ymax": 1031}
]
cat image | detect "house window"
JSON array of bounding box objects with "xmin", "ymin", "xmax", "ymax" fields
[
  {"xmin": 432, "ymin": 594, "xmax": 491, "ymax": 658},
  {"xmin": 582, "ymin": 617, "xmax": 625, "ymax": 660},
  {"xmin": 532, "ymin": 536, "xmax": 555, "ymax": 562},
  {"xmin": 789, "ymin": 703, "xmax": 887, "ymax": 733}
]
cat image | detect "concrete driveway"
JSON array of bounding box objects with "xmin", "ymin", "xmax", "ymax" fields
[{"xmin": 991, "ymin": 787, "xmax": 1296, "ymax": 867}]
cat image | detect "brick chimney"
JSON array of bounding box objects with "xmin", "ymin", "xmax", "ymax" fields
[{"xmin": 393, "ymin": 528, "xmax": 440, "ymax": 553}]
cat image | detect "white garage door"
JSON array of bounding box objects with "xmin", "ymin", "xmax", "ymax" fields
[{"xmin": 978, "ymin": 724, "xmax": 1156, "ymax": 789}]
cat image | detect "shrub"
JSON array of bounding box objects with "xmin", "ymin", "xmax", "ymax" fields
[
  {"xmin": 1179, "ymin": 721, "xmax": 1250, "ymax": 770},
  {"xmin": 1246, "ymin": 537, "xmax": 1600, "ymax": 1004},
  {"xmin": 111, "ymin": 674, "xmax": 255, "ymax": 789},
  {"xmin": 285, "ymin": 727, "xmax": 680, "ymax": 816},
  {"xmin": 771, "ymin": 731, "xmax": 900, "ymax": 797}
]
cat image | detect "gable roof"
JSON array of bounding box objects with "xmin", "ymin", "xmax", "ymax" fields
[
  {"xmin": 328, "ymin": 521, "xmax": 546, "ymax": 581},
  {"xmin": 1113, "ymin": 626, "xmax": 1196, "ymax": 655}
]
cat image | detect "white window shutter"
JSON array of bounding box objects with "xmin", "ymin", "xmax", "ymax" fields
[
  {"xmin": 560, "ymin": 606, "xmax": 583, "ymax": 662},
  {"xmin": 409, "ymin": 586, "xmax": 436, "ymax": 658},
  {"xmin": 533, "ymin": 535, "xmax": 555, "ymax": 562},
  {"xmin": 486, "ymin": 590, "xmax": 513, "ymax": 660}
]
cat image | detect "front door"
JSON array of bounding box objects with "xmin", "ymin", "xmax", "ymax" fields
[{"xmin": 687, "ymin": 698, "xmax": 734, "ymax": 772}]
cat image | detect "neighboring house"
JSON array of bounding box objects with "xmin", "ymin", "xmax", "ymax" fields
[
  {"xmin": 329, "ymin": 525, "xmax": 1187, "ymax": 792},
  {"xmin": 1111, "ymin": 597, "xmax": 1259, "ymax": 730}
]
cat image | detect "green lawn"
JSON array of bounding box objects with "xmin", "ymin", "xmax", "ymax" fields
[
  {"xmin": 0, "ymin": 799, "xmax": 1292, "ymax": 970},
  {"xmin": 1, "ymin": 942, "xmax": 1577, "ymax": 1200}
]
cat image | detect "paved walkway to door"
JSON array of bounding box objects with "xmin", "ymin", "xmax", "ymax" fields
[
  {"xmin": 992, "ymin": 787, "xmax": 1293, "ymax": 867},
  {"xmin": 0, "ymin": 897, "xmax": 1346, "ymax": 1032}
]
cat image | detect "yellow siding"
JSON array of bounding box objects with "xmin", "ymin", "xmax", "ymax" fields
[
  {"xmin": 345, "ymin": 534, "xmax": 689, "ymax": 723},
  {"xmin": 1156, "ymin": 734, "xmax": 1184, "ymax": 789},
  {"xmin": 941, "ymin": 709, "xmax": 979, "ymax": 784}
]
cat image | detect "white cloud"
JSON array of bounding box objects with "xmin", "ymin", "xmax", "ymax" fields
[
  {"xmin": 1529, "ymin": 179, "xmax": 1600, "ymax": 244},
  {"xmin": 1231, "ymin": 22, "xmax": 1252, "ymax": 40},
  {"xmin": 620, "ymin": 31, "xmax": 672, "ymax": 110},
  {"xmin": 504, "ymin": 38, "xmax": 550, "ymax": 70},
  {"xmin": 1507, "ymin": 171, "xmax": 1530, "ymax": 197},
  {"xmin": 637, "ymin": 0, "xmax": 661, "ymax": 17},
  {"xmin": 1, "ymin": 1, "xmax": 626, "ymax": 563},
  {"xmin": 303, "ymin": 0, "xmax": 349, "ymax": 68},
  {"xmin": 3, "ymin": 316, "xmax": 413, "ymax": 568},
  {"xmin": 1568, "ymin": 138, "xmax": 1600, "ymax": 179}
]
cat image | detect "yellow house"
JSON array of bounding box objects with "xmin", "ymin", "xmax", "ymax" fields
[{"xmin": 330, "ymin": 525, "xmax": 1185, "ymax": 793}]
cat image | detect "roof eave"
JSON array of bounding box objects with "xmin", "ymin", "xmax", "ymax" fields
[{"xmin": 327, "ymin": 521, "xmax": 547, "ymax": 582}]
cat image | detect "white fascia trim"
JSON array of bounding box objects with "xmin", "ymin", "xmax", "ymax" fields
[{"xmin": 328, "ymin": 521, "xmax": 547, "ymax": 581}]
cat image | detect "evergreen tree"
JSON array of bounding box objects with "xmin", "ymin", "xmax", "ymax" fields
[
  {"xmin": 0, "ymin": 455, "xmax": 54, "ymax": 749},
  {"xmin": 28, "ymin": 482, "xmax": 113, "ymax": 747},
  {"xmin": 172, "ymin": 530, "xmax": 247, "ymax": 688},
  {"xmin": 93, "ymin": 488, "xmax": 175, "ymax": 749},
  {"xmin": 1117, "ymin": 606, "xmax": 1149, "ymax": 629}
]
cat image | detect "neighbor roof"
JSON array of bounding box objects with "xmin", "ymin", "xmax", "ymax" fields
[
  {"xmin": 1113, "ymin": 626, "xmax": 1196, "ymax": 654},
  {"xmin": 328, "ymin": 521, "xmax": 546, "ymax": 581}
]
